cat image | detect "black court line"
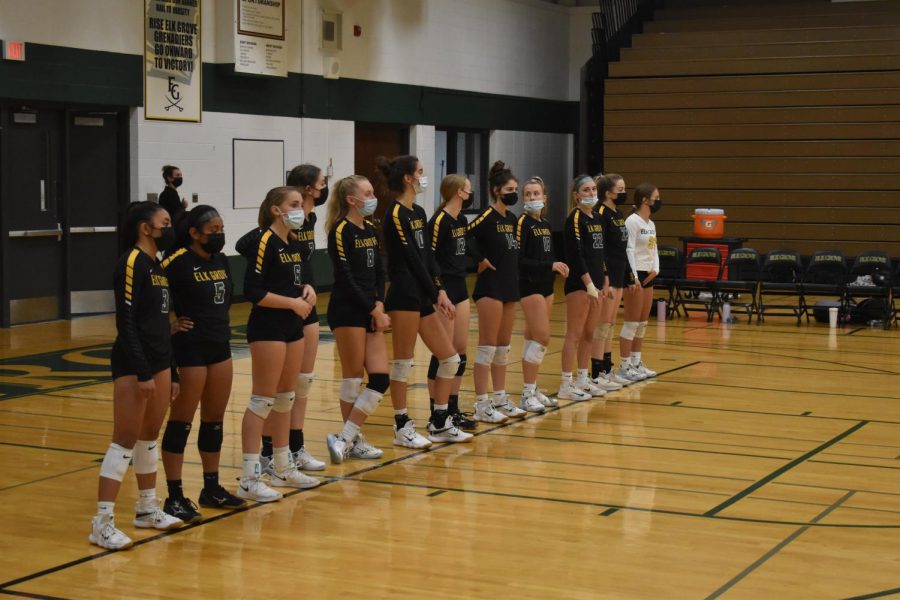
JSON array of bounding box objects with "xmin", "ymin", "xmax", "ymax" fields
[
  {"xmin": 426, "ymin": 490, "xmax": 447, "ymax": 498},
  {"xmin": 0, "ymin": 441, "xmax": 103, "ymax": 456},
  {"xmin": 802, "ymin": 411, "xmax": 812, "ymax": 416},
  {"xmin": 0, "ymin": 590, "xmax": 68, "ymax": 600},
  {"xmin": 704, "ymin": 421, "xmax": 868, "ymax": 517},
  {"xmin": 810, "ymin": 459, "xmax": 900, "ymax": 472},
  {"xmin": 0, "ymin": 465, "xmax": 99, "ymax": 493},
  {"xmin": 844, "ymin": 587, "xmax": 900, "ymax": 599},
  {"xmin": 655, "ymin": 360, "xmax": 701, "ymax": 376},
  {"xmin": 662, "ymin": 379, "xmax": 894, "ymax": 402},
  {"xmin": 0, "ymin": 380, "xmax": 114, "ymax": 403},
  {"xmin": 600, "ymin": 508, "xmax": 619, "ymax": 517},
  {"xmin": 704, "ymin": 490, "xmax": 856, "ymax": 600},
  {"xmin": 845, "ymin": 327, "xmax": 866, "ymax": 336}
]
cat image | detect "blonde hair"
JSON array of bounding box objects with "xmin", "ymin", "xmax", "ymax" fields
[
  {"xmin": 569, "ymin": 174, "xmax": 594, "ymax": 209},
  {"xmin": 258, "ymin": 186, "xmax": 299, "ymax": 229},
  {"xmin": 325, "ymin": 175, "xmax": 369, "ymax": 232},
  {"xmin": 522, "ymin": 176, "xmax": 547, "ymax": 218},
  {"xmin": 438, "ymin": 174, "xmax": 469, "ymax": 212}
]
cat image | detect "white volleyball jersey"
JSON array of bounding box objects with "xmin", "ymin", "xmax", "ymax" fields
[{"xmin": 625, "ymin": 213, "xmax": 659, "ymax": 276}]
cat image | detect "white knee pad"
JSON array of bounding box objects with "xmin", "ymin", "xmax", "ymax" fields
[
  {"xmin": 493, "ymin": 345, "xmax": 511, "ymax": 366},
  {"xmin": 339, "ymin": 377, "xmax": 363, "ymax": 404},
  {"xmin": 132, "ymin": 439, "xmax": 158, "ymax": 475},
  {"xmin": 295, "ymin": 372, "xmax": 314, "ymax": 397},
  {"xmin": 594, "ymin": 322, "xmax": 612, "ymax": 342},
  {"xmin": 522, "ymin": 339, "xmax": 547, "ymax": 365},
  {"xmin": 435, "ymin": 354, "xmax": 461, "ymax": 378},
  {"xmin": 475, "ymin": 345, "xmax": 496, "ymax": 366},
  {"xmin": 354, "ymin": 388, "xmax": 384, "ymax": 416},
  {"xmin": 273, "ymin": 391, "xmax": 295, "ymax": 413},
  {"xmin": 636, "ymin": 321, "xmax": 648, "ymax": 339},
  {"xmin": 99, "ymin": 442, "xmax": 132, "ymax": 482},
  {"xmin": 620, "ymin": 321, "xmax": 639, "ymax": 341},
  {"xmin": 248, "ymin": 394, "xmax": 274, "ymax": 418},
  {"xmin": 390, "ymin": 358, "xmax": 415, "ymax": 382}
]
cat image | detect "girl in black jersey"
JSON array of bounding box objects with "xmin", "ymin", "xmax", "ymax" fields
[
  {"xmin": 591, "ymin": 173, "xmax": 633, "ymax": 391},
  {"xmin": 377, "ymin": 155, "xmax": 472, "ymax": 448},
  {"xmin": 517, "ymin": 176, "xmax": 569, "ymax": 413},
  {"xmin": 259, "ymin": 165, "xmax": 328, "ymax": 475},
  {"xmin": 90, "ymin": 201, "xmax": 182, "ymax": 551},
  {"xmin": 560, "ymin": 175, "xmax": 611, "ymax": 402},
  {"xmin": 467, "ymin": 161, "xmax": 526, "ymax": 422},
  {"xmin": 234, "ymin": 187, "xmax": 320, "ymax": 503},
  {"xmin": 426, "ymin": 175, "xmax": 476, "ymax": 431},
  {"xmin": 159, "ymin": 206, "xmax": 244, "ymax": 523},
  {"xmin": 323, "ymin": 176, "xmax": 395, "ymax": 463}
]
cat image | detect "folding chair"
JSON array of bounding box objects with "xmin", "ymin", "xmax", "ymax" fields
[
  {"xmin": 674, "ymin": 246, "xmax": 722, "ymax": 322},
  {"xmin": 654, "ymin": 245, "xmax": 682, "ymax": 318},
  {"xmin": 712, "ymin": 247, "xmax": 761, "ymax": 323},
  {"xmin": 844, "ymin": 250, "xmax": 893, "ymax": 327},
  {"xmin": 802, "ymin": 250, "xmax": 847, "ymax": 323},
  {"xmin": 759, "ymin": 249, "xmax": 804, "ymax": 325}
]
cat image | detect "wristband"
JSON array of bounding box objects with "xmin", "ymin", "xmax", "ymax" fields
[{"xmin": 586, "ymin": 283, "xmax": 599, "ymax": 298}]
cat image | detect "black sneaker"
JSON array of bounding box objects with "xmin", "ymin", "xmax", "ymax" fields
[
  {"xmin": 163, "ymin": 496, "xmax": 202, "ymax": 523},
  {"xmin": 198, "ymin": 485, "xmax": 247, "ymax": 509},
  {"xmin": 451, "ymin": 410, "xmax": 478, "ymax": 432}
]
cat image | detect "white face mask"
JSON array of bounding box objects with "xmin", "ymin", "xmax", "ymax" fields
[
  {"xmin": 355, "ymin": 196, "xmax": 379, "ymax": 217},
  {"xmin": 414, "ymin": 175, "xmax": 429, "ymax": 194},
  {"xmin": 579, "ymin": 196, "xmax": 599, "ymax": 208},
  {"xmin": 524, "ymin": 200, "xmax": 545, "ymax": 214},
  {"xmin": 282, "ymin": 208, "xmax": 305, "ymax": 229}
]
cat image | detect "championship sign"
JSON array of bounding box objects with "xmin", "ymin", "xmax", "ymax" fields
[{"xmin": 144, "ymin": 0, "xmax": 202, "ymax": 122}]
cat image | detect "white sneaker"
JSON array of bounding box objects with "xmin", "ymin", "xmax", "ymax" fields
[
  {"xmin": 593, "ymin": 374, "xmax": 622, "ymax": 391},
  {"xmin": 616, "ymin": 366, "xmax": 644, "ymax": 383},
  {"xmin": 393, "ymin": 420, "xmax": 432, "ymax": 449},
  {"xmin": 519, "ymin": 391, "xmax": 546, "ymax": 413},
  {"xmin": 536, "ymin": 390, "xmax": 558, "ymax": 408},
  {"xmin": 635, "ymin": 362, "xmax": 657, "ymax": 378},
  {"xmin": 293, "ymin": 447, "xmax": 326, "ymax": 471},
  {"xmin": 577, "ymin": 378, "xmax": 607, "ymax": 398},
  {"xmin": 349, "ymin": 433, "xmax": 384, "ymax": 459},
  {"xmin": 474, "ymin": 399, "xmax": 508, "ymax": 423},
  {"xmin": 89, "ymin": 515, "xmax": 133, "ymax": 550},
  {"xmin": 557, "ymin": 381, "xmax": 592, "ymax": 402},
  {"xmin": 326, "ymin": 434, "xmax": 349, "ymax": 464},
  {"xmin": 492, "ymin": 394, "xmax": 526, "ymax": 418},
  {"xmin": 133, "ymin": 505, "xmax": 184, "ymax": 530},
  {"xmin": 427, "ymin": 412, "xmax": 474, "ymax": 443},
  {"xmin": 236, "ymin": 475, "xmax": 283, "ymax": 503},
  {"xmin": 607, "ymin": 370, "xmax": 632, "ymax": 386},
  {"xmin": 271, "ymin": 465, "xmax": 320, "ymax": 489},
  {"xmin": 259, "ymin": 453, "xmax": 274, "ymax": 476}
]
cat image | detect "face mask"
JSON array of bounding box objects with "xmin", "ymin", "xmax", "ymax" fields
[
  {"xmin": 501, "ymin": 192, "xmax": 518, "ymax": 206},
  {"xmin": 580, "ymin": 196, "xmax": 599, "ymax": 208},
  {"xmin": 615, "ymin": 192, "xmax": 628, "ymax": 205},
  {"xmin": 314, "ymin": 184, "xmax": 329, "ymax": 207},
  {"xmin": 282, "ymin": 208, "xmax": 305, "ymax": 229},
  {"xmin": 461, "ymin": 192, "xmax": 474, "ymax": 209},
  {"xmin": 355, "ymin": 196, "xmax": 379, "ymax": 217},
  {"xmin": 201, "ymin": 232, "xmax": 225, "ymax": 255},
  {"xmin": 524, "ymin": 200, "xmax": 544, "ymax": 214},
  {"xmin": 650, "ymin": 198, "xmax": 662, "ymax": 214},
  {"xmin": 154, "ymin": 226, "xmax": 175, "ymax": 252},
  {"xmin": 172, "ymin": 177, "xmax": 183, "ymax": 188},
  {"xmin": 414, "ymin": 176, "xmax": 428, "ymax": 194}
]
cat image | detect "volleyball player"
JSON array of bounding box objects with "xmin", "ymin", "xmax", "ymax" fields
[
  {"xmin": 560, "ymin": 175, "xmax": 611, "ymax": 401},
  {"xmin": 467, "ymin": 161, "xmax": 526, "ymax": 421},
  {"xmin": 517, "ymin": 176, "xmax": 569, "ymax": 411},
  {"xmin": 619, "ymin": 183, "xmax": 661, "ymax": 381},
  {"xmin": 160, "ymin": 206, "xmax": 244, "ymax": 523},
  {"xmin": 234, "ymin": 186, "xmax": 319, "ymax": 502},
  {"xmin": 323, "ymin": 175, "xmax": 394, "ymax": 463},
  {"xmin": 90, "ymin": 201, "xmax": 182, "ymax": 551},
  {"xmin": 378, "ymin": 155, "xmax": 471, "ymax": 446}
]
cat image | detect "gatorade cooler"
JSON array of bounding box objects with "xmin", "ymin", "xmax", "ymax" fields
[{"xmin": 693, "ymin": 208, "xmax": 726, "ymax": 239}]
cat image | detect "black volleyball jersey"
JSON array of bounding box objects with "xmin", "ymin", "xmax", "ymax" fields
[
  {"xmin": 516, "ymin": 213, "xmax": 555, "ymax": 286},
  {"xmin": 382, "ymin": 200, "xmax": 442, "ymax": 302},
  {"xmin": 467, "ymin": 206, "xmax": 519, "ymax": 275},
  {"xmin": 598, "ymin": 204, "xmax": 628, "ymax": 261},
  {"xmin": 113, "ymin": 248, "xmax": 172, "ymax": 381},
  {"xmin": 161, "ymin": 247, "xmax": 233, "ymax": 343},
  {"xmin": 295, "ymin": 212, "xmax": 317, "ymax": 287},
  {"xmin": 236, "ymin": 227, "xmax": 304, "ymax": 304},
  {"xmin": 428, "ymin": 209, "xmax": 468, "ymax": 280},
  {"xmin": 329, "ymin": 217, "xmax": 385, "ymax": 314},
  {"xmin": 564, "ymin": 207, "xmax": 606, "ymax": 286}
]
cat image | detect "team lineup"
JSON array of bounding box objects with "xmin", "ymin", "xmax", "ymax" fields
[{"xmin": 88, "ymin": 156, "xmax": 661, "ymax": 551}]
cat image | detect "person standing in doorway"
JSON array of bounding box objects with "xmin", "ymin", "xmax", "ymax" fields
[{"xmin": 159, "ymin": 165, "xmax": 188, "ymax": 220}]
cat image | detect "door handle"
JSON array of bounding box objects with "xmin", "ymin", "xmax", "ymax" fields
[
  {"xmin": 40, "ymin": 179, "xmax": 46, "ymax": 212},
  {"xmin": 9, "ymin": 223, "xmax": 62, "ymax": 240},
  {"xmin": 70, "ymin": 226, "xmax": 117, "ymax": 234}
]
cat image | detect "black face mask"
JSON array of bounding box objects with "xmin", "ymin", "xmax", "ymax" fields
[
  {"xmin": 172, "ymin": 177, "xmax": 183, "ymax": 188},
  {"xmin": 650, "ymin": 198, "xmax": 662, "ymax": 213},
  {"xmin": 615, "ymin": 192, "xmax": 628, "ymax": 206},
  {"xmin": 201, "ymin": 232, "xmax": 225, "ymax": 255},
  {"xmin": 462, "ymin": 192, "xmax": 474, "ymax": 209},
  {"xmin": 155, "ymin": 226, "xmax": 176, "ymax": 252},
  {"xmin": 501, "ymin": 192, "xmax": 518, "ymax": 206},
  {"xmin": 314, "ymin": 184, "xmax": 329, "ymax": 207}
]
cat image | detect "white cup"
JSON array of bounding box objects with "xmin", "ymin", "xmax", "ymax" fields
[
  {"xmin": 657, "ymin": 300, "xmax": 666, "ymax": 321},
  {"xmin": 722, "ymin": 302, "xmax": 731, "ymax": 322},
  {"xmin": 828, "ymin": 307, "xmax": 838, "ymax": 328}
]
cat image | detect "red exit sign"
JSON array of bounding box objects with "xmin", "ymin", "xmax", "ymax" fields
[{"xmin": 3, "ymin": 41, "xmax": 26, "ymax": 61}]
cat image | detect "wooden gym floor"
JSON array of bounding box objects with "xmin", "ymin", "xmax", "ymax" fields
[{"xmin": 1, "ymin": 284, "xmax": 898, "ymax": 599}]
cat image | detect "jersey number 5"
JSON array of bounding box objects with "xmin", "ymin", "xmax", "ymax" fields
[{"xmin": 213, "ymin": 281, "xmax": 226, "ymax": 305}]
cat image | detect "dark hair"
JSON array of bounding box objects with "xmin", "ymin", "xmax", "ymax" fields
[
  {"xmin": 488, "ymin": 161, "xmax": 516, "ymax": 199},
  {"xmin": 597, "ymin": 173, "xmax": 623, "ymax": 198},
  {"xmin": 258, "ymin": 186, "xmax": 299, "ymax": 228},
  {"xmin": 633, "ymin": 182, "xmax": 658, "ymax": 209},
  {"xmin": 174, "ymin": 204, "xmax": 220, "ymax": 251},
  {"xmin": 162, "ymin": 164, "xmax": 179, "ymax": 182},
  {"xmin": 287, "ymin": 163, "xmax": 322, "ymax": 189},
  {"xmin": 121, "ymin": 201, "xmax": 163, "ymax": 250},
  {"xmin": 374, "ymin": 155, "xmax": 419, "ymax": 196}
]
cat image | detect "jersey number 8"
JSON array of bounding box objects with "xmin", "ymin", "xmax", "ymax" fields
[{"xmin": 366, "ymin": 248, "xmax": 375, "ymax": 268}]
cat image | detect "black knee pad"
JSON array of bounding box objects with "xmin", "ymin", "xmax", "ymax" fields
[
  {"xmin": 427, "ymin": 355, "xmax": 439, "ymax": 380},
  {"xmin": 162, "ymin": 420, "xmax": 192, "ymax": 454},
  {"xmin": 457, "ymin": 353, "xmax": 467, "ymax": 377},
  {"xmin": 197, "ymin": 421, "xmax": 224, "ymax": 453},
  {"xmin": 367, "ymin": 373, "xmax": 390, "ymax": 394}
]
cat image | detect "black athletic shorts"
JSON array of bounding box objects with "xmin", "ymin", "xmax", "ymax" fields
[
  {"xmin": 637, "ymin": 270, "xmax": 655, "ymax": 289},
  {"xmin": 172, "ymin": 334, "xmax": 231, "ymax": 368},
  {"xmin": 519, "ymin": 279, "xmax": 554, "ymax": 299},
  {"xmin": 472, "ymin": 270, "xmax": 519, "ymax": 303},
  {"xmin": 442, "ymin": 276, "xmax": 469, "ymax": 305},
  {"xmin": 385, "ymin": 280, "xmax": 435, "ymax": 317},
  {"xmin": 303, "ymin": 307, "xmax": 320, "ymax": 327},
  {"xmin": 606, "ymin": 258, "xmax": 633, "ymax": 289},
  {"xmin": 110, "ymin": 339, "xmax": 171, "ymax": 381},
  {"xmin": 246, "ymin": 307, "xmax": 304, "ymax": 343},
  {"xmin": 327, "ymin": 297, "xmax": 376, "ymax": 333}
]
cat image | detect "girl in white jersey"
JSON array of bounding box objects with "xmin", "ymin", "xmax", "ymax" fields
[{"xmin": 618, "ymin": 183, "xmax": 661, "ymax": 382}]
